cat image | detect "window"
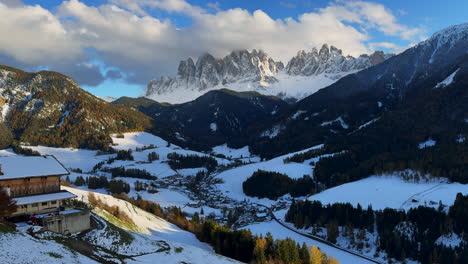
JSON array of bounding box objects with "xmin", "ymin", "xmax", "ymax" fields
[
  {"xmin": 21, "ymin": 205, "xmax": 28, "ymax": 209},
  {"xmin": 51, "ymin": 201, "xmax": 57, "ymax": 205},
  {"xmin": 42, "ymin": 202, "xmax": 48, "ymax": 206}
]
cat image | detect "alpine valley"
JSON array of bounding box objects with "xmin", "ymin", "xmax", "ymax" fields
[{"xmin": 0, "ymin": 16, "xmax": 467, "ymax": 264}]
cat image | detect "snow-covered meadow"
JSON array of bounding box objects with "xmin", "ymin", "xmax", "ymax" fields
[{"xmin": 306, "ymin": 174, "xmax": 468, "ymax": 211}]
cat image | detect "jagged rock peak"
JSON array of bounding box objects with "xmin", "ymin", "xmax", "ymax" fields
[
  {"xmin": 286, "ymin": 44, "xmax": 392, "ymax": 76},
  {"xmin": 147, "ymin": 49, "xmax": 283, "ymax": 96}
]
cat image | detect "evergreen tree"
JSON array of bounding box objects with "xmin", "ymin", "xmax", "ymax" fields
[
  {"xmin": 74, "ymin": 176, "xmax": 85, "ymax": 186},
  {"xmin": 326, "ymin": 220, "xmax": 339, "ymax": 243},
  {"xmin": 0, "ymin": 188, "xmax": 17, "ymax": 218}
]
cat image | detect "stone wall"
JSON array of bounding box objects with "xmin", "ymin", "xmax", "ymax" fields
[{"xmin": 41, "ymin": 209, "xmax": 91, "ymax": 234}]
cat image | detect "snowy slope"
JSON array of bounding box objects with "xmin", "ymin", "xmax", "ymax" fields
[
  {"xmin": 215, "ymin": 144, "xmax": 326, "ymax": 205},
  {"xmin": 0, "ymin": 232, "xmax": 98, "ymax": 264},
  {"xmin": 436, "ymin": 68, "xmax": 460, "ymax": 88},
  {"xmin": 306, "ymin": 174, "xmax": 468, "ymax": 211},
  {"xmin": 147, "ymin": 72, "xmax": 343, "ymax": 104},
  {"xmin": 63, "ymin": 186, "xmax": 212, "ymax": 251},
  {"xmin": 29, "ymin": 132, "xmax": 232, "ymax": 175}
]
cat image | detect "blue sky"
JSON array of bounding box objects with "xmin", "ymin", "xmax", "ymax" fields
[{"xmin": 3, "ymin": 0, "xmax": 467, "ymax": 98}]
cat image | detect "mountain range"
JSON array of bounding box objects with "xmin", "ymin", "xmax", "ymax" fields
[
  {"xmin": 113, "ymin": 24, "xmax": 463, "ymax": 159},
  {"xmin": 146, "ymin": 45, "xmax": 392, "ymax": 103}
]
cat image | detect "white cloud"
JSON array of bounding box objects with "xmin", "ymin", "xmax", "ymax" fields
[
  {"xmin": 0, "ymin": 2, "xmax": 81, "ymax": 64},
  {"xmin": 0, "ymin": 0, "xmax": 426, "ymax": 87},
  {"xmin": 323, "ymin": 1, "xmax": 426, "ymax": 42},
  {"xmin": 108, "ymin": 0, "xmax": 204, "ymax": 16},
  {"xmin": 368, "ymin": 42, "xmax": 399, "ymax": 50}
]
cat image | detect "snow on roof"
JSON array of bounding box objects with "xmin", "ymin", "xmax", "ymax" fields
[
  {"xmin": 14, "ymin": 191, "xmax": 77, "ymax": 205},
  {"xmin": 36, "ymin": 209, "xmax": 84, "ymax": 218},
  {"xmin": 0, "ymin": 155, "xmax": 69, "ymax": 180}
]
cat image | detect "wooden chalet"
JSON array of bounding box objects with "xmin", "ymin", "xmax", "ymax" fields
[{"xmin": 0, "ymin": 155, "xmax": 90, "ymax": 233}]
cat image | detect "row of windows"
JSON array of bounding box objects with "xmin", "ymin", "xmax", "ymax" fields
[{"xmin": 20, "ymin": 200, "xmax": 58, "ymax": 209}]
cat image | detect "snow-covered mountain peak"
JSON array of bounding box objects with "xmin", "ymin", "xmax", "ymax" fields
[
  {"xmin": 146, "ymin": 45, "xmax": 392, "ymax": 104},
  {"xmin": 416, "ymin": 23, "xmax": 468, "ymax": 64},
  {"xmin": 428, "ymin": 23, "xmax": 468, "ymax": 44},
  {"xmin": 285, "ymin": 44, "xmax": 390, "ymax": 77}
]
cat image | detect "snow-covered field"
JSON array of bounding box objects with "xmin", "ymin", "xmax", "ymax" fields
[
  {"xmin": 306, "ymin": 175, "xmax": 468, "ymax": 211},
  {"xmin": 28, "ymin": 146, "xmax": 113, "ymax": 172},
  {"xmin": 29, "ymin": 132, "xmax": 231, "ymax": 175},
  {"xmin": 212, "ymin": 144, "xmax": 252, "ymax": 159},
  {"xmin": 215, "ymin": 144, "xmax": 327, "ymax": 205},
  {"xmin": 0, "ymin": 232, "xmax": 98, "ymax": 264}
]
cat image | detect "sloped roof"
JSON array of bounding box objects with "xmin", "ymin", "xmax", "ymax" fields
[
  {"xmin": 0, "ymin": 155, "xmax": 69, "ymax": 180},
  {"xmin": 14, "ymin": 191, "xmax": 77, "ymax": 205}
]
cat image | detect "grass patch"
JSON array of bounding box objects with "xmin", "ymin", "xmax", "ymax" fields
[
  {"xmin": 175, "ymin": 247, "xmax": 184, "ymax": 253},
  {"xmin": 98, "ymin": 209, "xmax": 140, "ymax": 233},
  {"xmin": 104, "ymin": 219, "xmax": 135, "ymax": 246},
  {"xmin": 46, "ymin": 252, "xmax": 63, "ymax": 259},
  {"xmin": 0, "ymin": 221, "xmax": 16, "ymax": 233}
]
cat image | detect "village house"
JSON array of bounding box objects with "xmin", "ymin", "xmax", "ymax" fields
[{"xmin": 0, "ymin": 155, "xmax": 90, "ymax": 234}]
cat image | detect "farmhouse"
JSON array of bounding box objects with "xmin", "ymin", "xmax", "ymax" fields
[{"xmin": 0, "ymin": 155, "xmax": 90, "ymax": 234}]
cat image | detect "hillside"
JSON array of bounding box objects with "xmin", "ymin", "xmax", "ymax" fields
[
  {"xmin": 0, "ymin": 64, "xmax": 152, "ymax": 149},
  {"xmin": 114, "ymin": 89, "xmax": 288, "ymax": 150},
  {"xmin": 246, "ymin": 23, "xmax": 468, "ymax": 159},
  {"xmin": 0, "ymin": 186, "xmax": 241, "ymax": 264}
]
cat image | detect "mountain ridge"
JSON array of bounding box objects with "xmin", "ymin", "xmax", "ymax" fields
[
  {"xmin": 0, "ymin": 64, "xmax": 152, "ymax": 149},
  {"xmin": 146, "ymin": 45, "xmax": 392, "ymax": 103}
]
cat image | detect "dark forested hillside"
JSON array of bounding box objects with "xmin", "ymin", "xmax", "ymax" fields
[
  {"xmin": 313, "ymin": 60, "xmax": 468, "ymax": 188},
  {"xmin": 246, "ymin": 25, "xmax": 467, "ymax": 159},
  {"xmin": 0, "ymin": 64, "xmax": 152, "ymax": 149},
  {"xmin": 114, "ymin": 89, "xmax": 288, "ymax": 150}
]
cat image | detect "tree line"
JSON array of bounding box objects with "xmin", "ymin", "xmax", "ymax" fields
[
  {"xmin": 286, "ymin": 194, "xmax": 468, "ymax": 264},
  {"xmin": 243, "ymin": 170, "xmax": 320, "ymax": 200},
  {"xmin": 167, "ymin": 152, "xmax": 218, "ymax": 172}
]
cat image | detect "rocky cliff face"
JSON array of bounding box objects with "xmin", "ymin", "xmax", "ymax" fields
[
  {"xmin": 147, "ymin": 49, "xmax": 283, "ymax": 97},
  {"xmin": 286, "ymin": 44, "xmax": 391, "ymax": 77},
  {"xmin": 146, "ymin": 45, "xmax": 392, "ymax": 103}
]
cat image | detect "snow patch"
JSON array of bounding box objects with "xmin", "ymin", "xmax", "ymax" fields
[
  {"xmin": 261, "ymin": 124, "xmax": 282, "ymax": 138},
  {"xmin": 212, "ymin": 144, "xmax": 252, "ymax": 159},
  {"xmin": 291, "ymin": 110, "xmax": 307, "ymax": 120},
  {"xmin": 457, "ymin": 135, "xmax": 466, "ymax": 143},
  {"xmin": 210, "ymin": 122, "xmax": 217, "ymax": 132},
  {"xmin": 435, "ymin": 233, "xmax": 463, "ymax": 248},
  {"xmin": 418, "ymin": 138, "xmax": 436, "ymax": 149},
  {"xmin": 321, "ymin": 116, "xmax": 349, "ymax": 129},
  {"xmin": 358, "ymin": 117, "xmax": 380, "ymax": 130},
  {"xmin": 436, "ymin": 68, "xmax": 459, "ymax": 88}
]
